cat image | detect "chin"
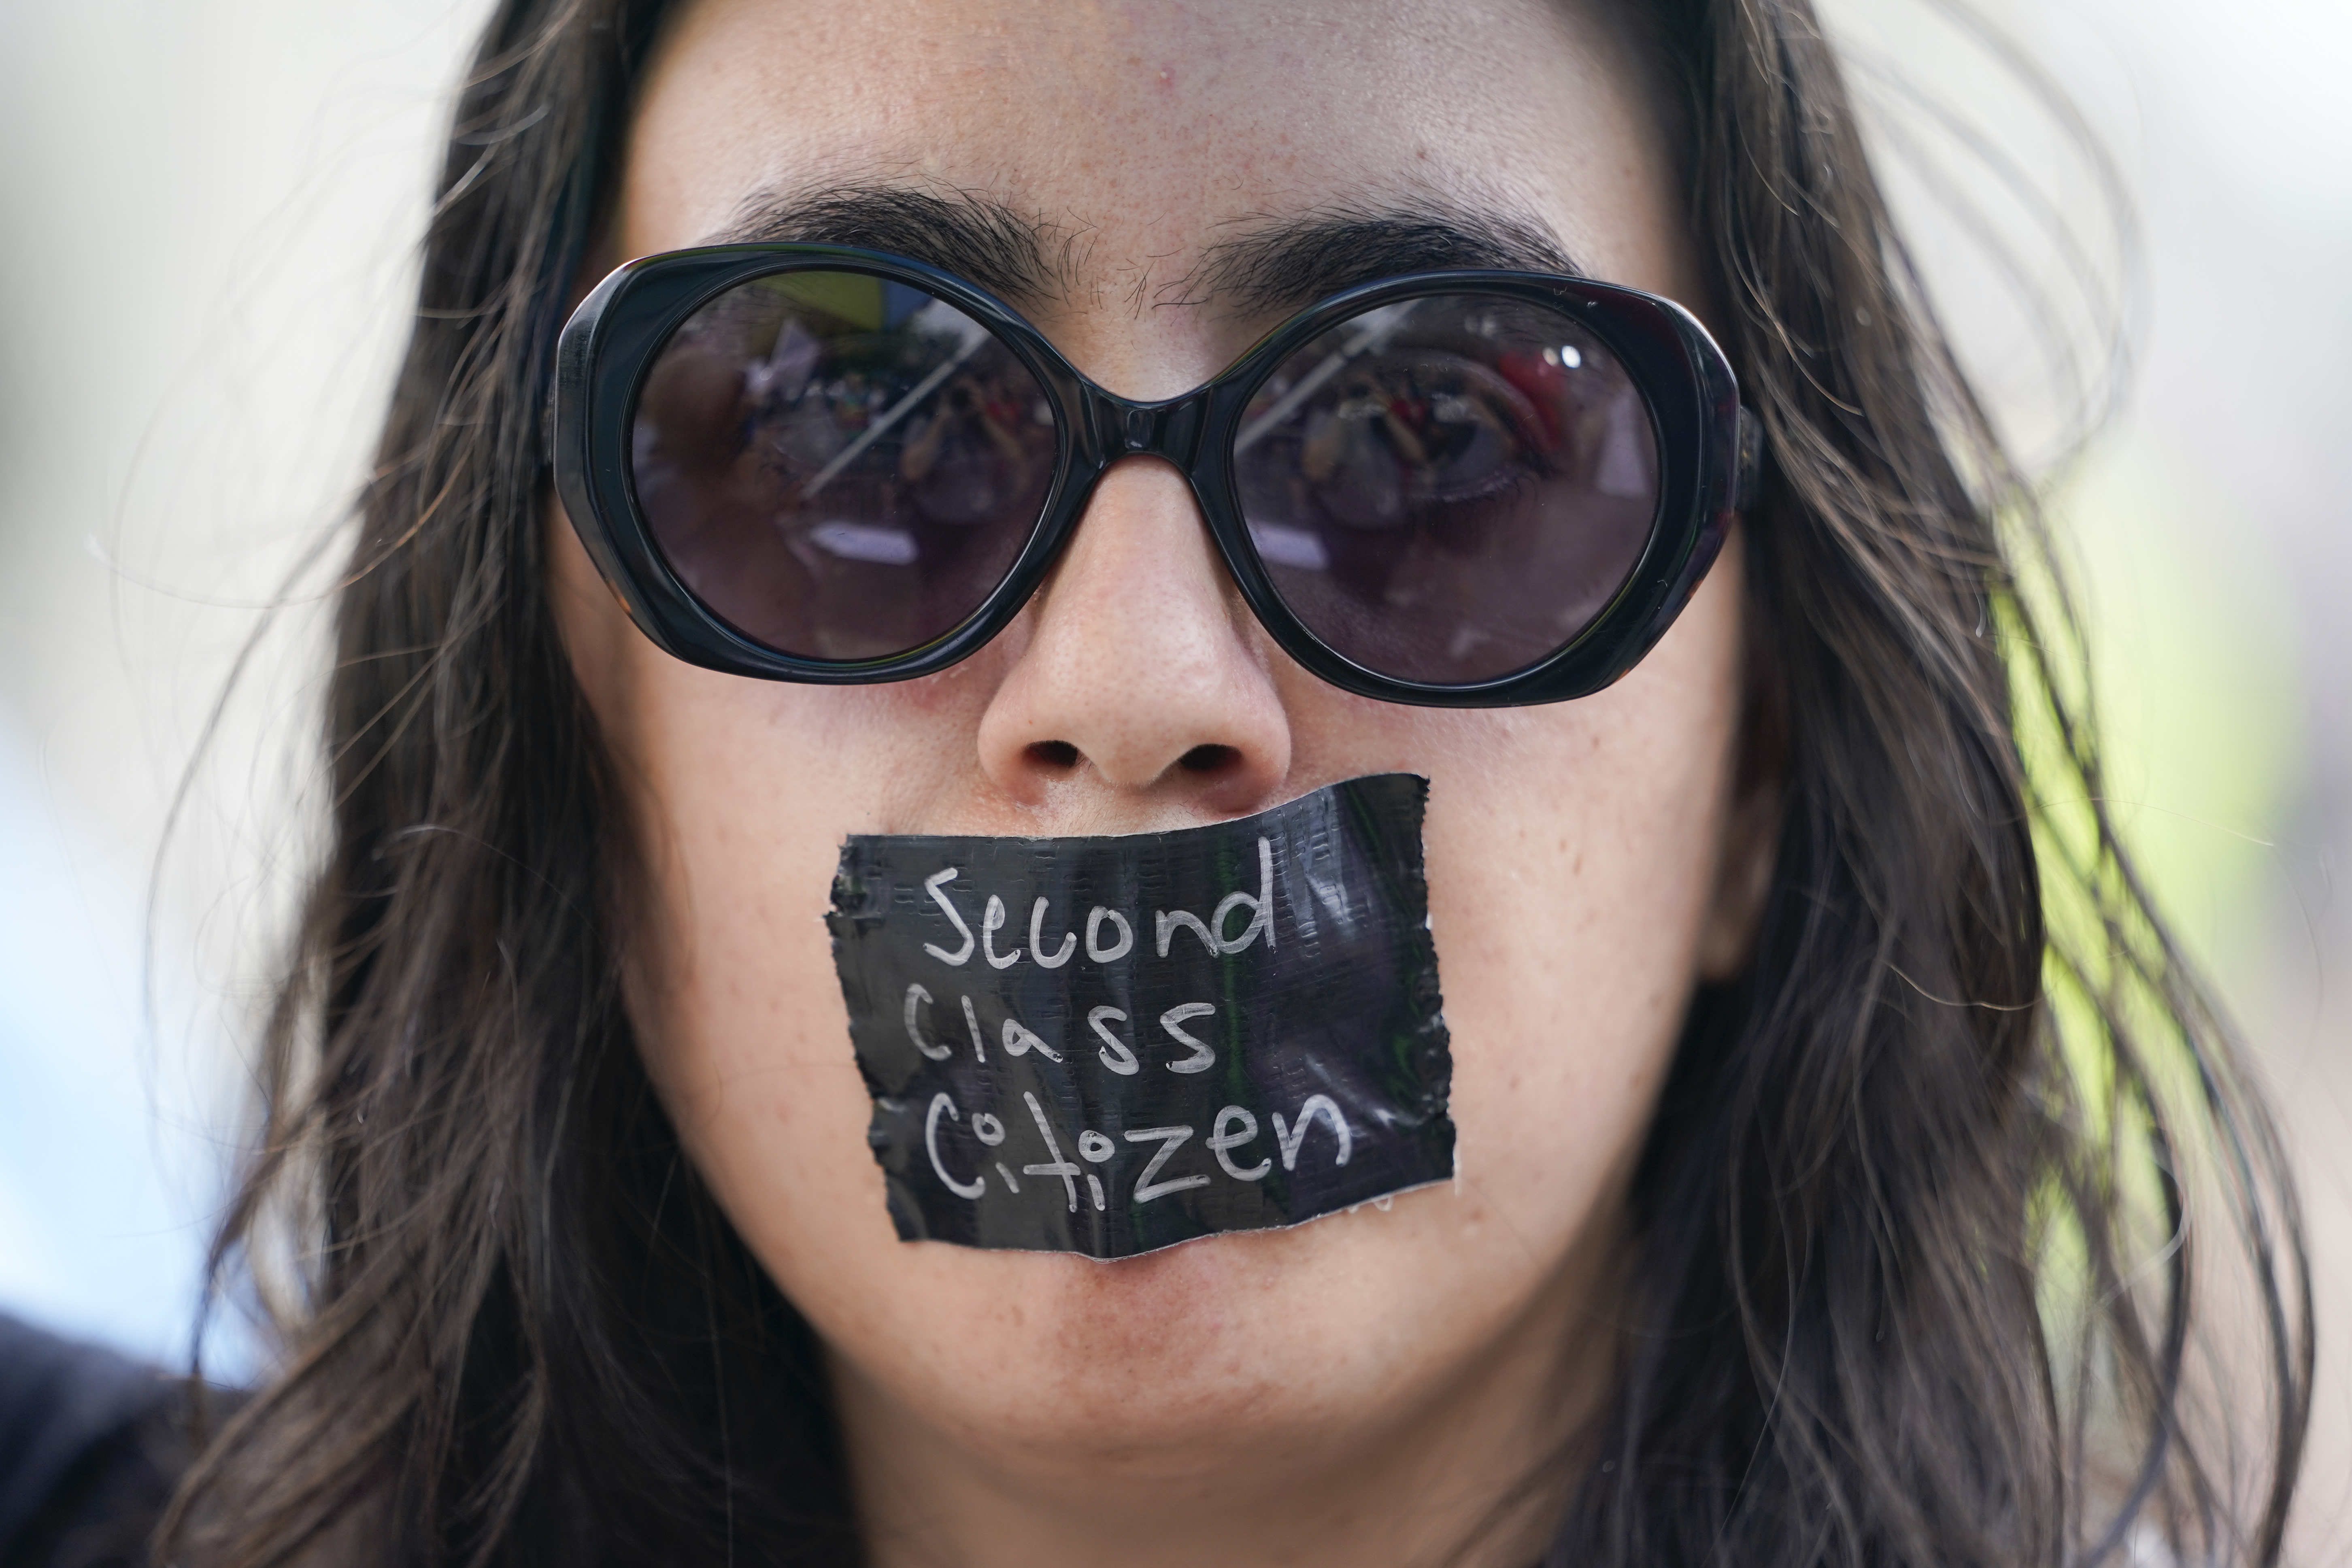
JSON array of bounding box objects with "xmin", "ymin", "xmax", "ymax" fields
[{"xmin": 828, "ymin": 1186, "xmax": 1496, "ymax": 1471}]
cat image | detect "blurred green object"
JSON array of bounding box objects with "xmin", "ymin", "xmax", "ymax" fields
[{"xmin": 2060, "ymin": 446, "xmax": 2305, "ymax": 1001}]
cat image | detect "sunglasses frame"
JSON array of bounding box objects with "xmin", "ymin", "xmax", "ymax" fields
[{"xmin": 551, "ymin": 243, "xmax": 1749, "ymax": 708}]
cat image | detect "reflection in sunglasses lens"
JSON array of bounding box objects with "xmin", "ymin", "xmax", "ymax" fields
[
  {"xmin": 630, "ymin": 270, "xmax": 1057, "ymax": 660},
  {"xmin": 1233, "ymin": 295, "xmax": 1659, "ymax": 685}
]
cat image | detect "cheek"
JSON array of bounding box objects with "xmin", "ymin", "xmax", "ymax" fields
[
  {"xmin": 1413, "ymin": 556, "xmax": 1742, "ymax": 1241},
  {"xmin": 610, "ymin": 657, "xmax": 998, "ymax": 1363},
  {"xmin": 549, "ymin": 502, "xmax": 993, "ymax": 1303}
]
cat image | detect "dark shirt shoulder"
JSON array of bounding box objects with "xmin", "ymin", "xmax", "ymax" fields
[{"xmin": 0, "ymin": 1313, "xmax": 216, "ymax": 1568}]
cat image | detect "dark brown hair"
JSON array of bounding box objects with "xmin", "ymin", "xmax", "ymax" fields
[{"xmin": 164, "ymin": 1, "xmax": 2312, "ymax": 1563}]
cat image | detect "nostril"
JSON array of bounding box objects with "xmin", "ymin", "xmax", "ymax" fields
[
  {"xmin": 1178, "ymin": 744, "xmax": 1239, "ymax": 775},
  {"xmin": 1017, "ymin": 739, "xmax": 1253, "ymax": 788}
]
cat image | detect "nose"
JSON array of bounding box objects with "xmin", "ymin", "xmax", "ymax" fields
[{"xmin": 974, "ymin": 456, "xmax": 1293, "ymax": 822}]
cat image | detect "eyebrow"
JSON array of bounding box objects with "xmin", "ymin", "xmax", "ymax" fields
[
  {"xmin": 713, "ymin": 184, "xmax": 1080, "ymax": 304},
  {"xmin": 710, "ymin": 183, "xmax": 1582, "ymax": 315},
  {"xmin": 1186, "ymin": 202, "xmax": 1583, "ymax": 314}
]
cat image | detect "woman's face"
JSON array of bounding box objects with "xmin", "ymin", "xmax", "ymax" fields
[{"xmin": 555, "ymin": 0, "xmax": 1771, "ymax": 1552}]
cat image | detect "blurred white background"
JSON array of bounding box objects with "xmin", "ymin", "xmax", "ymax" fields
[{"xmin": 0, "ymin": 0, "xmax": 2344, "ymax": 1553}]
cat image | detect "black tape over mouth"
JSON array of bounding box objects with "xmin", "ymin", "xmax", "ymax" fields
[{"xmin": 827, "ymin": 774, "xmax": 1454, "ymax": 1260}]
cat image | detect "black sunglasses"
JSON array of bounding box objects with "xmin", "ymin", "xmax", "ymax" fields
[{"xmin": 551, "ymin": 244, "xmax": 1752, "ymax": 707}]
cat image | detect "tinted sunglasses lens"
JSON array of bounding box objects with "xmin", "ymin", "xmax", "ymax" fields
[
  {"xmin": 1234, "ymin": 294, "xmax": 1659, "ymax": 685},
  {"xmin": 630, "ymin": 270, "xmax": 1057, "ymax": 662}
]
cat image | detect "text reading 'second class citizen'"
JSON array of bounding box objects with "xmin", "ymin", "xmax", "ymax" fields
[{"xmin": 827, "ymin": 774, "xmax": 1456, "ymax": 1261}]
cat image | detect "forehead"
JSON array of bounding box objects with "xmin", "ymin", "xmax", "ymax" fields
[{"xmin": 619, "ymin": 0, "xmax": 1694, "ymax": 370}]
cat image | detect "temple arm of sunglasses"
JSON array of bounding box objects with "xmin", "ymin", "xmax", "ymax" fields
[
  {"xmin": 800, "ymin": 326, "xmax": 987, "ymax": 500},
  {"xmin": 1736, "ymin": 406, "xmax": 1760, "ymax": 512}
]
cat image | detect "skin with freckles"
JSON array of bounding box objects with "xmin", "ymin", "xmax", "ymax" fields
[{"xmin": 549, "ymin": 2, "xmax": 1778, "ymax": 1564}]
